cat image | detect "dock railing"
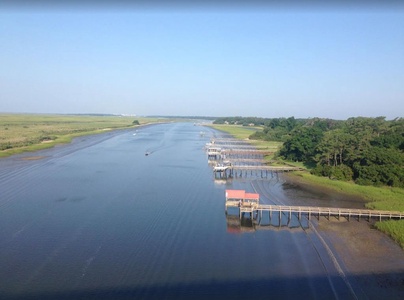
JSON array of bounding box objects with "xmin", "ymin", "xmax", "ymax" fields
[{"xmin": 229, "ymin": 203, "xmax": 404, "ymax": 222}]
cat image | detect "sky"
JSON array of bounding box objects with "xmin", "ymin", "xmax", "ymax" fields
[{"xmin": 0, "ymin": 2, "xmax": 403, "ymax": 120}]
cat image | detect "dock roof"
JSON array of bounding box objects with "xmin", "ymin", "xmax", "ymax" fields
[
  {"xmin": 245, "ymin": 193, "xmax": 259, "ymax": 200},
  {"xmin": 226, "ymin": 189, "xmax": 246, "ymax": 199},
  {"xmin": 225, "ymin": 189, "xmax": 259, "ymax": 201}
]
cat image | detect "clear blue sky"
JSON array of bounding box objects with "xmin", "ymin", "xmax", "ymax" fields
[{"xmin": 1, "ymin": 3, "xmax": 403, "ymax": 119}]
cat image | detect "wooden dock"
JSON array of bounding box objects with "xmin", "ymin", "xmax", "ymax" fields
[
  {"xmin": 226, "ymin": 202, "xmax": 404, "ymax": 222},
  {"xmin": 231, "ymin": 165, "xmax": 301, "ymax": 171},
  {"xmin": 220, "ymin": 149, "xmax": 274, "ymax": 156},
  {"xmin": 214, "ymin": 144, "xmax": 257, "ymax": 149},
  {"xmin": 209, "ymin": 138, "xmax": 247, "ymax": 144},
  {"xmin": 206, "ymin": 146, "xmax": 273, "ymax": 160},
  {"xmin": 222, "ymin": 158, "xmax": 266, "ymax": 164},
  {"xmin": 224, "ymin": 189, "xmax": 403, "ymax": 226},
  {"xmin": 214, "ymin": 164, "xmax": 302, "ymax": 178}
]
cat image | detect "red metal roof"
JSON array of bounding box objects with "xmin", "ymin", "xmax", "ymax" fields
[
  {"xmin": 225, "ymin": 189, "xmax": 246, "ymax": 199},
  {"xmin": 245, "ymin": 193, "xmax": 259, "ymax": 200},
  {"xmin": 225, "ymin": 190, "xmax": 259, "ymax": 201}
]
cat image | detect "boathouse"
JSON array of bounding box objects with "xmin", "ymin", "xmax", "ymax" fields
[{"xmin": 225, "ymin": 189, "xmax": 259, "ymax": 208}]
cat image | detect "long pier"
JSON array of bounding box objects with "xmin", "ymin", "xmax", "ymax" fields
[
  {"xmin": 226, "ymin": 203, "xmax": 404, "ymax": 222},
  {"xmin": 220, "ymin": 149, "xmax": 274, "ymax": 156},
  {"xmin": 206, "ymin": 145, "xmax": 273, "ymax": 160},
  {"xmin": 213, "ymin": 164, "xmax": 302, "ymax": 178},
  {"xmin": 232, "ymin": 165, "xmax": 301, "ymax": 171}
]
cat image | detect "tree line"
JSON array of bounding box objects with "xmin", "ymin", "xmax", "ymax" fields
[{"xmin": 216, "ymin": 116, "xmax": 404, "ymax": 188}]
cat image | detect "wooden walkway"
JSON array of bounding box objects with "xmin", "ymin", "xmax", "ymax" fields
[
  {"xmin": 207, "ymin": 147, "xmax": 273, "ymax": 159},
  {"xmin": 213, "ymin": 144, "xmax": 257, "ymax": 149},
  {"xmin": 213, "ymin": 164, "xmax": 302, "ymax": 178},
  {"xmin": 232, "ymin": 165, "xmax": 301, "ymax": 171},
  {"xmin": 209, "ymin": 138, "xmax": 247, "ymax": 144},
  {"xmin": 214, "ymin": 165, "xmax": 300, "ymax": 171},
  {"xmin": 220, "ymin": 158, "xmax": 266, "ymax": 164},
  {"xmin": 220, "ymin": 149, "xmax": 274, "ymax": 155},
  {"xmin": 226, "ymin": 203, "xmax": 404, "ymax": 222}
]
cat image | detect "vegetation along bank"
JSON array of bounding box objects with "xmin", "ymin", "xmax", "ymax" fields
[
  {"xmin": 0, "ymin": 114, "xmax": 162, "ymax": 158},
  {"xmin": 211, "ymin": 116, "xmax": 404, "ymax": 248}
]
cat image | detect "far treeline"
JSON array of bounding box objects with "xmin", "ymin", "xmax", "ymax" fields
[{"xmin": 213, "ymin": 116, "xmax": 404, "ymax": 188}]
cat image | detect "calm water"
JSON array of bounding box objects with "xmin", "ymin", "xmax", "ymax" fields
[{"xmin": 0, "ymin": 123, "xmax": 356, "ymax": 299}]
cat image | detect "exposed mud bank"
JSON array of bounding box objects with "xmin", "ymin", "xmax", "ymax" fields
[{"xmin": 284, "ymin": 173, "xmax": 404, "ymax": 299}]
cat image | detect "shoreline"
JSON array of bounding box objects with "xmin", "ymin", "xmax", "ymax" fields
[
  {"xmin": 210, "ymin": 125, "xmax": 404, "ymax": 298},
  {"xmin": 284, "ymin": 164, "xmax": 404, "ymax": 298},
  {"xmin": 278, "ymin": 163, "xmax": 404, "ymax": 298},
  {"xmin": 0, "ymin": 121, "xmax": 163, "ymax": 160},
  {"xmin": 284, "ymin": 172, "xmax": 368, "ymax": 205},
  {"xmin": 209, "ymin": 124, "xmax": 404, "ymax": 246}
]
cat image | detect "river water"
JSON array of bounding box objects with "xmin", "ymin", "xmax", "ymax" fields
[{"xmin": 0, "ymin": 122, "xmax": 378, "ymax": 299}]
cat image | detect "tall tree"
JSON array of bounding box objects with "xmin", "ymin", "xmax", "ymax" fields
[{"xmin": 280, "ymin": 126, "xmax": 323, "ymax": 162}]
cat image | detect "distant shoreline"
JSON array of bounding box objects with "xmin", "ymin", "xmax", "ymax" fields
[{"xmin": 0, "ymin": 114, "xmax": 167, "ymax": 159}]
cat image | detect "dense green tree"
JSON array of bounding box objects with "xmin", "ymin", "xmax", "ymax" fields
[
  {"xmin": 353, "ymin": 147, "xmax": 404, "ymax": 187},
  {"xmin": 249, "ymin": 117, "xmax": 303, "ymax": 142},
  {"xmin": 279, "ymin": 126, "xmax": 323, "ymax": 162},
  {"xmin": 213, "ymin": 116, "xmax": 403, "ymax": 188},
  {"xmin": 315, "ymin": 129, "xmax": 355, "ymax": 166}
]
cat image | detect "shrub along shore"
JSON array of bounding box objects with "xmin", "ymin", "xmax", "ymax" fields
[{"xmin": 209, "ymin": 124, "xmax": 404, "ymax": 248}]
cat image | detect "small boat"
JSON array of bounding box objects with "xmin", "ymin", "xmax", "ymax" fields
[{"xmin": 145, "ymin": 152, "xmax": 150, "ymax": 156}]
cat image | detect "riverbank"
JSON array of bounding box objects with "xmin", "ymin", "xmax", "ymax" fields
[
  {"xmin": 287, "ymin": 172, "xmax": 404, "ymax": 249},
  {"xmin": 209, "ymin": 123, "xmax": 404, "ymax": 298},
  {"xmin": 0, "ymin": 114, "xmax": 166, "ymax": 158},
  {"xmin": 287, "ymin": 172, "xmax": 404, "ymax": 211},
  {"xmin": 316, "ymin": 218, "xmax": 404, "ymax": 299},
  {"xmin": 207, "ymin": 124, "xmax": 282, "ymax": 161},
  {"xmin": 209, "ymin": 123, "xmax": 404, "ymax": 249}
]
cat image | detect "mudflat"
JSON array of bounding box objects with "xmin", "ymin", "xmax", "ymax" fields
[{"xmin": 285, "ymin": 173, "xmax": 404, "ymax": 299}]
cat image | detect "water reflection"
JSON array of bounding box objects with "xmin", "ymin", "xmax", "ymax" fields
[{"xmin": 225, "ymin": 208, "xmax": 310, "ymax": 233}]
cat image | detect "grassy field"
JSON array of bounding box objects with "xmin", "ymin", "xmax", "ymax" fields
[
  {"xmin": 210, "ymin": 124, "xmax": 404, "ymax": 248},
  {"xmin": 0, "ymin": 114, "xmax": 162, "ymax": 158}
]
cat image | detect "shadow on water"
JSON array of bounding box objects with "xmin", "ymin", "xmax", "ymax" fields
[
  {"xmin": 2, "ymin": 271, "xmax": 403, "ymax": 300},
  {"xmin": 225, "ymin": 211, "xmax": 310, "ymax": 234}
]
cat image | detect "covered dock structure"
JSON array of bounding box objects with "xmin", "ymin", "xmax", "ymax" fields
[{"xmin": 225, "ymin": 189, "xmax": 260, "ymax": 212}]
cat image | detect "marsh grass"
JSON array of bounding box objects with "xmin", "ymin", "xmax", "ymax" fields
[
  {"xmin": 289, "ymin": 172, "xmax": 404, "ymax": 211},
  {"xmin": 374, "ymin": 220, "xmax": 404, "ymax": 249},
  {"xmin": 0, "ymin": 114, "xmax": 160, "ymax": 157}
]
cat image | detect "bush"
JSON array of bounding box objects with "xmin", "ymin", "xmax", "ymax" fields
[
  {"xmin": 311, "ymin": 164, "xmax": 332, "ymax": 177},
  {"xmin": 331, "ymin": 165, "xmax": 353, "ymax": 181},
  {"xmin": 312, "ymin": 164, "xmax": 353, "ymax": 181}
]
